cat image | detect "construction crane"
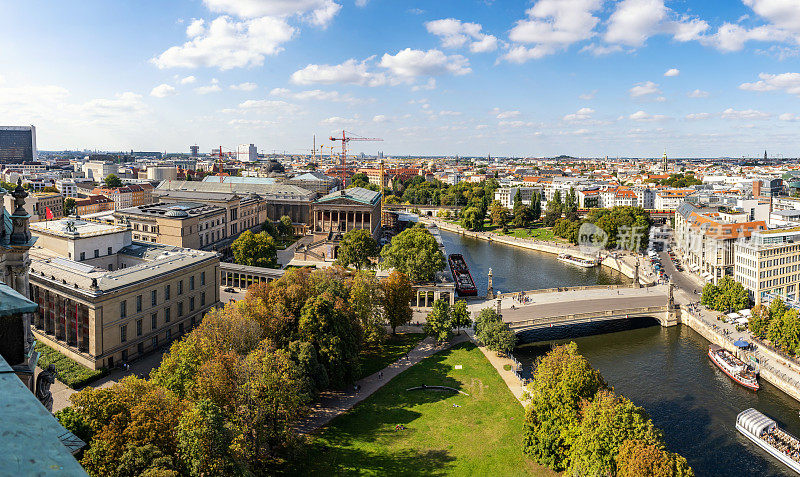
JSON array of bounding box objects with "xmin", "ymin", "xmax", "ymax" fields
[{"xmin": 329, "ymin": 130, "xmax": 383, "ymax": 187}]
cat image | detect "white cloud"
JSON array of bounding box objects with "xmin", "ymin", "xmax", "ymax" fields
[
  {"xmin": 269, "ymin": 87, "xmax": 364, "ymax": 104},
  {"xmin": 579, "ymin": 90, "xmax": 597, "ymax": 100},
  {"xmin": 629, "ymin": 81, "xmax": 661, "ymax": 98},
  {"xmin": 779, "ymin": 113, "xmax": 800, "ymax": 121},
  {"xmin": 379, "ymin": 48, "xmax": 471, "ymax": 79},
  {"xmin": 739, "ymin": 72, "xmax": 800, "ymax": 96},
  {"xmin": 721, "ymin": 108, "xmax": 770, "ymax": 119},
  {"xmin": 234, "ymin": 99, "xmax": 301, "ymax": 115},
  {"xmin": 291, "ymin": 58, "xmax": 387, "ymax": 86},
  {"xmin": 629, "ymin": 110, "xmax": 668, "ymax": 121},
  {"xmin": 686, "ymin": 112, "xmax": 712, "ymax": 120},
  {"xmin": 320, "ymin": 116, "xmax": 362, "ymax": 125},
  {"xmin": 412, "ymin": 78, "xmax": 437, "ymax": 91},
  {"xmin": 493, "ymin": 109, "xmax": 521, "ymax": 119},
  {"xmin": 604, "ymin": 0, "xmax": 707, "ymax": 48},
  {"xmin": 704, "ymin": 23, "xmax": 787, "ymax": 52},
  {"xmin": 425, "ymin": 18, "xmax": 498, "ymax": 53},
  {"xmin": 505, "ymin": 0, "xmax": 602, "ymax": 62},
  {"xmin": 664, "ymin": 68, "xmax": 680, "ymax": 77},
  {"xmin": 373, "ymin": 114, "xmax": 390, "ymax": 123},
  {"xmin": 202, "ymin": 0, "xmax": 342, "ymax": 27},
  {"xmin": 563, "ymin": 107, "xmax": 595, "ymax": 121},
  {"xmin": 81, "ymin": 92, "xmax": 147, "ymax": 118},
  {"xmin": 499, "ymin": 120, "xmax": 535, "ymax": 128},
  {"xmin": 179, "ymin": 75, "xmax": 197, "ymax": 84},
  {"xmin": 194, "ymin": 79, "xmax": 221, "ymax": 94},
  {"xmin": 580, "ymin": 43, "xmax": 624, "ymax": 56},
  {"xmin": 150, "ymin": 83, "xmax": 177, "ymax": 98},
  {"xmin": 743, "ymin": 0, "xmax": 800, "ymax": 35},
  {"xmin": 230, "ymin": 82, "xmax": 258, "ymax": 91},
  {"xmin": 152, "ymin": 16, "xmax": 295, "ymax": 70},
  {"xmin": 687, "ymin": 89, "xmax": 710, "ymax": 98}
]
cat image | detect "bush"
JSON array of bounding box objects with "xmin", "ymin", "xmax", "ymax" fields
[
  {"xmin": 35, "ymin": 342, "xmax": 106, "ymax": 388},
  {"xmin": 503, "ymin": 364, "xmax": 512, "ymax": 371}
]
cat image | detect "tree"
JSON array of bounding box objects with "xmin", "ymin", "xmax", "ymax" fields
[
  {"xmin": 563, "ymin": 188, "xmax": 579, "ymax": 221},
  {"xmin": 261, "ymin": 220, "xmax": 278, "ymax": 237},
  {"xmin": 460, "ymin": 206, "xmax": 484, "ymax": 231},
  {"xmin": 103, "ymin": 173, "xmax": 123, "ymax": 188},
  {"xmin": 513, "ymin": 204, "xmax": 533, "ymax": 228},
  {"xmin": 748, "ymin": 304, "xmax": 770, "ymax": 338},
  {"xmin": 348, "ymin": 271, "xmax": 385, "ymax": 346},
  {"xmin": 617, "ymin": 440, "xmax": 695, "ymax": 477},
  {"xmin": 700, "ymin": 277, "xmax": 749, "ymax": 312},
  {"xmin": 490, "ymin": 200, "xmax": 509, "ymax": 227},
  {"xmin": 382, "ymin": 271, "xmax": 413, "ymax": 334},
  {"xmin": 335, "ymin": 229, "xmax": 379, "ymax": 270},
  {"xmin": 424, "ymin": 298, "xmax": 452, "ymax": 343},
  {"xmin": 177, "ymin": 399, "xmax": 237, "ymax": 476},
  {"xmin": 299, "ymin": 294, "xmax": 361, "ymax": 386},
  {"xmin": 450, "ymin": 300, "xmax": 471, "ymax": 334},
  {"xmin": 63, "ymin": 197, "xmax": 76, "ymax": 216},
  {"xmin": 380, "ymin": 226, "xmax": 445, "ymax": 283},
  {"xmin": 478, "ymin": 319, "xmax": 517, "ymax": 356},
  {"xmin": 55, "ymin": 406, "xmax": 93, "ymax": 444},
  {"xmin": 531, "ymin": 191, "xmax": 542, "ymax": 221},
  {"xmin": 543, "ymin": 191, "xmax": 563, "ymax": 227},
  {"xmin": 279, "ymin": 215, "xmax": 294, "ymax": 238},
  {"xmin": 523, "ymin": 342, "xmax": 607, "ymax": 471},
  {"xmin": 231, "ymin": 231, "xmax": 278, "ymax": 269}
]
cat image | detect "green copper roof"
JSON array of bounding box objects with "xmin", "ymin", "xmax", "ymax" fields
[{"xmin": 0, "ymin": 283, "xmax": 37, "ymax": 317}]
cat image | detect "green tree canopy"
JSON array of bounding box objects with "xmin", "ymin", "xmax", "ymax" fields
[
  {"xmin": 460, "ymin": 206, "xmax": 484, "ymax": 231},
  {"xmin": 103, "ymin": 173, "xmax": 123, "ymax": 188},
  {"xmin": 450, "ymin": 300, "xmax": 471, "ymax": 334},
  {"xmin": 336, "ymin": 229, "xmax": 379, "ymax": 270},
  {"xmin": 63, "ymin": 197, "xmax": 76, "ymax": 216},
  {"xmin": 381, "ymin": 271, "xmax": 413, "ymax": 334},
  {"xmin": 231, "ymin": 230, "xmax": 278, "ymax": 269},
  {"xmin": 701, "ymin": 276, "xmax": 749, "ymax": 312},
  {"xmin": 380, "ymin": 226, "xmax": 445, "ymax": 283},
  {"xmin": 424, "ymin": 298, "xmax": 452, "ymax": 343}
]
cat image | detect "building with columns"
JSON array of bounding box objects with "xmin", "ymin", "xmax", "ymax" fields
[{"xmin": 28, "ymin": 218, "xmax": 219, "ymax": 370}]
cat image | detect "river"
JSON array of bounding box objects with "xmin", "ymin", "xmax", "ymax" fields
[{"xmin": 441, "ymin": 229, "xmax": 800, "ymax": 476}]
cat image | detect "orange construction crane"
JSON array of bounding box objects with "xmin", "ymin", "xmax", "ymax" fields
[{"xmin": 329, "ymin": 130, "xmax": 383, "ymax": 186}]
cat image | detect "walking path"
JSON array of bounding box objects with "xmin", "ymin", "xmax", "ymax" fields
[
  {"xmin": 296, "ymin": 333, "xmax": 469, "ymax": 434},
  {"xmin": 465, "ymin": 330, "xmax": 528, "ymax": 407}
]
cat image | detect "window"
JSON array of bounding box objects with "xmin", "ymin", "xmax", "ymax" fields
[
  {"xmin": 120, "ymin": 325, "xmax": 127, "ymax": 342},
  {"xmin": 201, "ymin": 292, "xmax": 206, "ymax": 307},
  {"xmin": 94, "ymin": 249, "xmax": 99, "ymax": 258},
  {"xmin": 152, "ymin": 336, "xmax": 158, "ymax": 349},
  {"xmin": 165, "ymin": 284, "xmax": 171, "ymax": 300},
  {"xmin": 107, "ymin": 246, "xmax": 112, "ymax": 255},
  {"xmin": 80, "ymin": 251, "xmax": 86, "ymax": 261},
  {"xmin": 201, "ymin": 271, "xmax": 206, "ymax": 286},
  {"xmin": 120, "ymin": 301, "xmax": 127, "ymax": 318},
  {"xmin": 190, "ymin": 276, "xmax": 195, "ymax": 290},
  {"xmin": 136, "ymin": 319, "xmax": 142, "ymax": 336},
  {"xmin": 165, "ymin": 329, "xmax": 171, "ymax": 341},
  {"xmin": 178, "ymin": 280, "xmax": 183, "ymax": 295},
  {"xmin": 151, "ymin": 313, "xmax": 158, "ymax": 330},
  {"xmin": 190, "ymin": 297, "xmax": 195, "ymax": 311},
  {"xmin": 178, "ymin": 302, "xmax": 184, "ymax": 316},
  {"xmin": 137, "ymin": 343, "xmax": 143, "ymax": 355},
  {"xmin": 178, "ymin": 323, "xmax": 184, "ymax": 334},
  {"xmin": 136, "ymin": 295, "xmax": 142, "ymax": 312},
  {"xmin": 122, "ymin": 349, "xmax": 128, "ymax": 361}
]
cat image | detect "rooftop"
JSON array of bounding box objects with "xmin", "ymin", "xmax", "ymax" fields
[
  {"xmin": 317, "ymin": 187, "xmax": 381, "ymax": 205},
  {"xmin": 116, "ymin": 202, "xmax": 224, "ymax": 219},
  {"xmin": 31, "ymin": 219, "xmax": 127, "ymax": 239}
]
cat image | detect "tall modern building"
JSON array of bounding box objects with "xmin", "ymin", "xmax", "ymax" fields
[
  {"xmin": 237, "ymin": 143, "xmax": 257, "ymax": 162},
  {"xmin": 190, "ymin": 145, "xmax": 199, "ymax": 157},
  {"xmin": 0, "ymin": 125, "xmax": 37, "ymax": 164}
]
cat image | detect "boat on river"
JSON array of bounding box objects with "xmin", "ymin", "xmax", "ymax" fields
[
  {"xmin": 448, "ymin": 254, "xmax": 477, "ymax": 296},
  {"xmin": 737, "ymin": 408, "xmax": 800, "ymax": 474},
  {"xmin": 557, "ymin": 253, "xmax": 597, "ymax": 268},
  {"xmin": 709, "ymin": 344, "xmax": 759, "ymax": 391}
]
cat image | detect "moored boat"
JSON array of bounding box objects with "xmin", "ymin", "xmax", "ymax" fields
[
  {"xmin": 557, "ymin": 253, "xmax": 597, "ymax": 268},
  {"xmin": 708, "ymin": 345, "xmax": 759, "ymax": 391},
  {"xmin": 737, "ymin": 408, "xmax": 800, "ymax": 474},
  {"xmin": 448, "ymin": 253, "xmax": 477, "ymax": 296}
]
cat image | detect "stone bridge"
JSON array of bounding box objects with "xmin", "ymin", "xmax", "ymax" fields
[{"xmin": 477, "ymin": 285, "xmax": 677, "ymax": 332}]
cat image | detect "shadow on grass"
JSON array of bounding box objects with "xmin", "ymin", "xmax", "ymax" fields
[{"xmin": 290, "ymin": 444, "xmax": 456, "ymax": 476}]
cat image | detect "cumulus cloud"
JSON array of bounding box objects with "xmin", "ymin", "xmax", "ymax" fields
[
  {"xmin": 81, "ymin": 92, "xmax": 148, "ymax": 118},
  {"xmin": 372, "ymin": 114, "xmax": 390, "ymax": 123},
  {"xmin": 152, "ymin": 16, "xmax": 295, "ymax": 70},
  {"xmin": 425, "ymin": 18, "xmax": 498, "ymax": 53},
  {"xmin": 739, "ymin": 72, "xmax": 800, "ymax": 96},
  {"xmin": 179, "ymin": 75, "xmax": 197, "ymax": 84},
  {"xmin": 563, "ymin": 107, "xmax": 595, "ymax": 121},
  {"xmin": 503, "ymin": 0, "xmax": 602, "ymax": 63},
  {"xmin": 629, "ymin": 81, "xmax": 661, "ymax": 98},
  {"xmin": 629, "ymin": 110, "xmax": 668, "ymax": 121},
  {"xmin": 320, "ymin": 116, "xmax": 362, "ymax": 126},
  {"xmin": 291, "ymin": 58, "xmax": 387, "ymax": 86},
  {"xmin": 202, "ymin": 0, "xmax": 341, "ymax": 27},
  {"xmin": 150, "ymin": 84, "xmax": 177, "ymax": 98},
  {"xmin": 721, "ymin": 108, "xmax": 770, "ymax": 119},
  {"xmin": 779, "ymin": 113, "xmax": 800, "ymax": 121},
  {"xmin": 664, "ymin": 68, "xmax": 680, "ymax": 77},
  {"xmin": 269, "ymin": 87, "xmax": 364, "ymax": 104},
  {"xmin": 686, "ymin": 112, "xmax": 712, "ymax": 120},
  {"xmin": 379, "ymin": 48, "xmax": 471, "ymax": 79},
  {"xmin": 233, "ymin": 99, "xmax": 301, "ymax": 115},
  {"xmin": 493, "ymin": 109, "xmax": 521, "ymax": 119},
  {"xmin": 687, "ymin": 89, "xmax": 710, "ymax": 98},
  {"xmin": 230, "ymin": 82, "xmax": 258, "ymax": 91}
]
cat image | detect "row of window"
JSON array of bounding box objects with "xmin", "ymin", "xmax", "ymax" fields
[
  {"xmin": 119, "ymin": 272, "xmax": 206, "ymax": 317},
  {"xmin": 77, "ymin": 246, "xmax": 114, "ymax": 261},
  {"xmin": 120, "ymin": 292, "xmax": 206, "ymax": 342},
  {"xmin": 117, "ymin": 319, "xmax": 196, "ymax": 366}
]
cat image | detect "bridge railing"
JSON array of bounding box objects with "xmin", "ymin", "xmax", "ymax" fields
[
  {"xmin": 508, "ymin": 305, "xmax": 669, "ymax": 330},
  {"xmin": 496, "ymin": 284, "xmax": 635, "ymax": 300}
]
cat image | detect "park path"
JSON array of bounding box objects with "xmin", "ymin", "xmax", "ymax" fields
[{"xmin": 295, "ymin": 333, "xmax": 469, "ymax": 434}]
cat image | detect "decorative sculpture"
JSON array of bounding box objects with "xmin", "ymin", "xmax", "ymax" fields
[{"xmin": 35, "ymin": 364, "xmax": 57, "ymax": 412}]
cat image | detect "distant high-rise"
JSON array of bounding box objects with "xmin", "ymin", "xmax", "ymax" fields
[
  {"xmin": 765, "ymin": 150, "xmax": 768, "ymax": 161},
  {"xmin": 662, "ymin": 149, "xmax": 668, "ymax": 173},
  {"xmin": 0, "ymin": 125, "xmax": 37, "ymax": 164},
  {"xmin": 190, "ymin": 145, "xmax": 199, "ymax": 157},
  {"xmin": 237, "ymin": 143, "xmax": 257, "ymax": 162}
]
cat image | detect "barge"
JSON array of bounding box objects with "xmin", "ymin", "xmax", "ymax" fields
[
  {"xmin": 737, "ymin": 408, "xmax": 800, "ymax": 474},
  {"xmin": 557, "ymin": 253, "xmax": 597, "ymax": 268},
  {"xmin": 448, "ymin": 253, "xmax": 477, "ymax": 296},
  {"xmin": 708, "ymin": 344, "xmax": 759, "ymax": 391}
]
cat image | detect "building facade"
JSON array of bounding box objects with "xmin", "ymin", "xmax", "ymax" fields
[
  {"xmin": 734, "ymin": 227, "xmax": 800, "ymax": 306},
  {"xmin": 0, "ymin": 126, "xmax": 37, "ymax": 164}
]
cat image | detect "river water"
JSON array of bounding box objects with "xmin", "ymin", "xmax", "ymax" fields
[{"xmin": 440, "ymin": 229, "xmax": 800, "ymax": 476}]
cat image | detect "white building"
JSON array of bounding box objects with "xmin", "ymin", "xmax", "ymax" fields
[
  {"xmin": 146, "ymin": 166, "xmax": 178, "ymax": 181},
  {"xmin": 55, "ymin": 180, "xmax": 78, "ymax": 198},
  {"xmin": 237, "ymin": 144, "xmax": 258, "ymax": 163},
  {"xmin": 494, "ymin": 186, "xmax": 538, "ymax": 209},
  {"xmin": 82, "ymin": 161, "xmax": 117, "ymax": 181},
  {"xmin": 654, "ymin": 189, "xmax": 696, "ymax": 210}
]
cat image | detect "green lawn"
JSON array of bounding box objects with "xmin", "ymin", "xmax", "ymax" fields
[
  {"xmin": 358, "ymin": 333, "xmax": 426, "ymax": 379},
  {"xmin": 299, "ymin": 342, "xmax": 555, "ymax": 476}
]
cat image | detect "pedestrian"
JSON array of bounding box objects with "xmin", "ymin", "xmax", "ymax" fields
[{"xmin": 378, "ymin": 371, "xmax": 383, "ymax": 380}]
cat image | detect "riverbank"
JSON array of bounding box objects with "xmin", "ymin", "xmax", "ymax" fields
[{"xmin": 424, "ymin": 218, "xmax": 656, "ymax": 286}]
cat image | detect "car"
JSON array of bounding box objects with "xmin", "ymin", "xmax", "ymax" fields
[{"xmin": 224, "ymin": 287, "xmax": 237, "ymax": 293}]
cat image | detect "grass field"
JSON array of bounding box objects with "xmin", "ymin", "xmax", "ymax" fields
[
  {"xmin": 358, "ymin": 333, "xmax": 426, "ymax": 380},
  {"xmin": 299, "ymin": 342, "xmax": 555, "ymax": 476}
]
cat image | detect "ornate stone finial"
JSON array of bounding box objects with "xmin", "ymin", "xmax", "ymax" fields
[
  {"xmin": 9, "ymin": 179, "xmax": 31, "ymax": 245},
  {"xmin": 486, "ymin": 268, "xmax": 494, "ymax": 300}
]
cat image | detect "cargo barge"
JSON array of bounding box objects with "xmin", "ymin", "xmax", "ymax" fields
[{"xmin": 448, "ymin": 253, "xmax": 477, "ymax": 296}]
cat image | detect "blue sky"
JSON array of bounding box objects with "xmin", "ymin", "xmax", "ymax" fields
[{"xmin": 2, "ymin": 0, "xmax": 800, "ymax": 158}]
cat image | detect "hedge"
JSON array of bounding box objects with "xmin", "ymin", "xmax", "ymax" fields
[{"xmin": 35, "ymin": 342, "xmax": 106, "ymax": 388}]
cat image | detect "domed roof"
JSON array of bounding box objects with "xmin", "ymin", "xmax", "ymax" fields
[{"xmin": 165, "ymin": 208, "xmax": 189, "ymax": 218}]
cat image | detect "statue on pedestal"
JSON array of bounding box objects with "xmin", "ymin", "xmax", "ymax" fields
[{"xmin": 35, "ymin": 364, "xmax": 57, "ymax": 412}]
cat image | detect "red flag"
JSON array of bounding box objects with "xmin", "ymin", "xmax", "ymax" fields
[{"xmin": 45, "ymin": 206, "xmax": 54, "ymax": 220}]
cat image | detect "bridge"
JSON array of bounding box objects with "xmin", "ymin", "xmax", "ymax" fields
[{"xmin": 481, "ymin": 285, "xmax": 677, "ymax": 333}]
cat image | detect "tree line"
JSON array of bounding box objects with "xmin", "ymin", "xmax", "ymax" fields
[
  {"xmin": 749, "ymin": 298, "xmax": 800, "ymax": 355},
  {"xmin": 524, "ymin": 343, "xmax": 694, "ymax": 476},
  {"xmin": 56, "ymin": 266, "xmax": 417, "ymax": 476}
]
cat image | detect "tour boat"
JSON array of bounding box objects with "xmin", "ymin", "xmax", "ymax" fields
[
  {"xmin": 557, "ymin": 253, "xmax": 597, "ymax": 268},
  {"xmin": 448, "ymin": 253, "xmax": 477, "ymax": 296},
  {"xmin": 737, "ymin": 408, "xmax": 800, "ymax": 474},
  {"xmin": 708, "ymin": 345, "xmax": 759, "ymax": 391}
]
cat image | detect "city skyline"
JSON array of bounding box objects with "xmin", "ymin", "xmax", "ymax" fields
[{"xmin": 2, "ymin": 0, "xmax": 800, "ymax": 156}]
